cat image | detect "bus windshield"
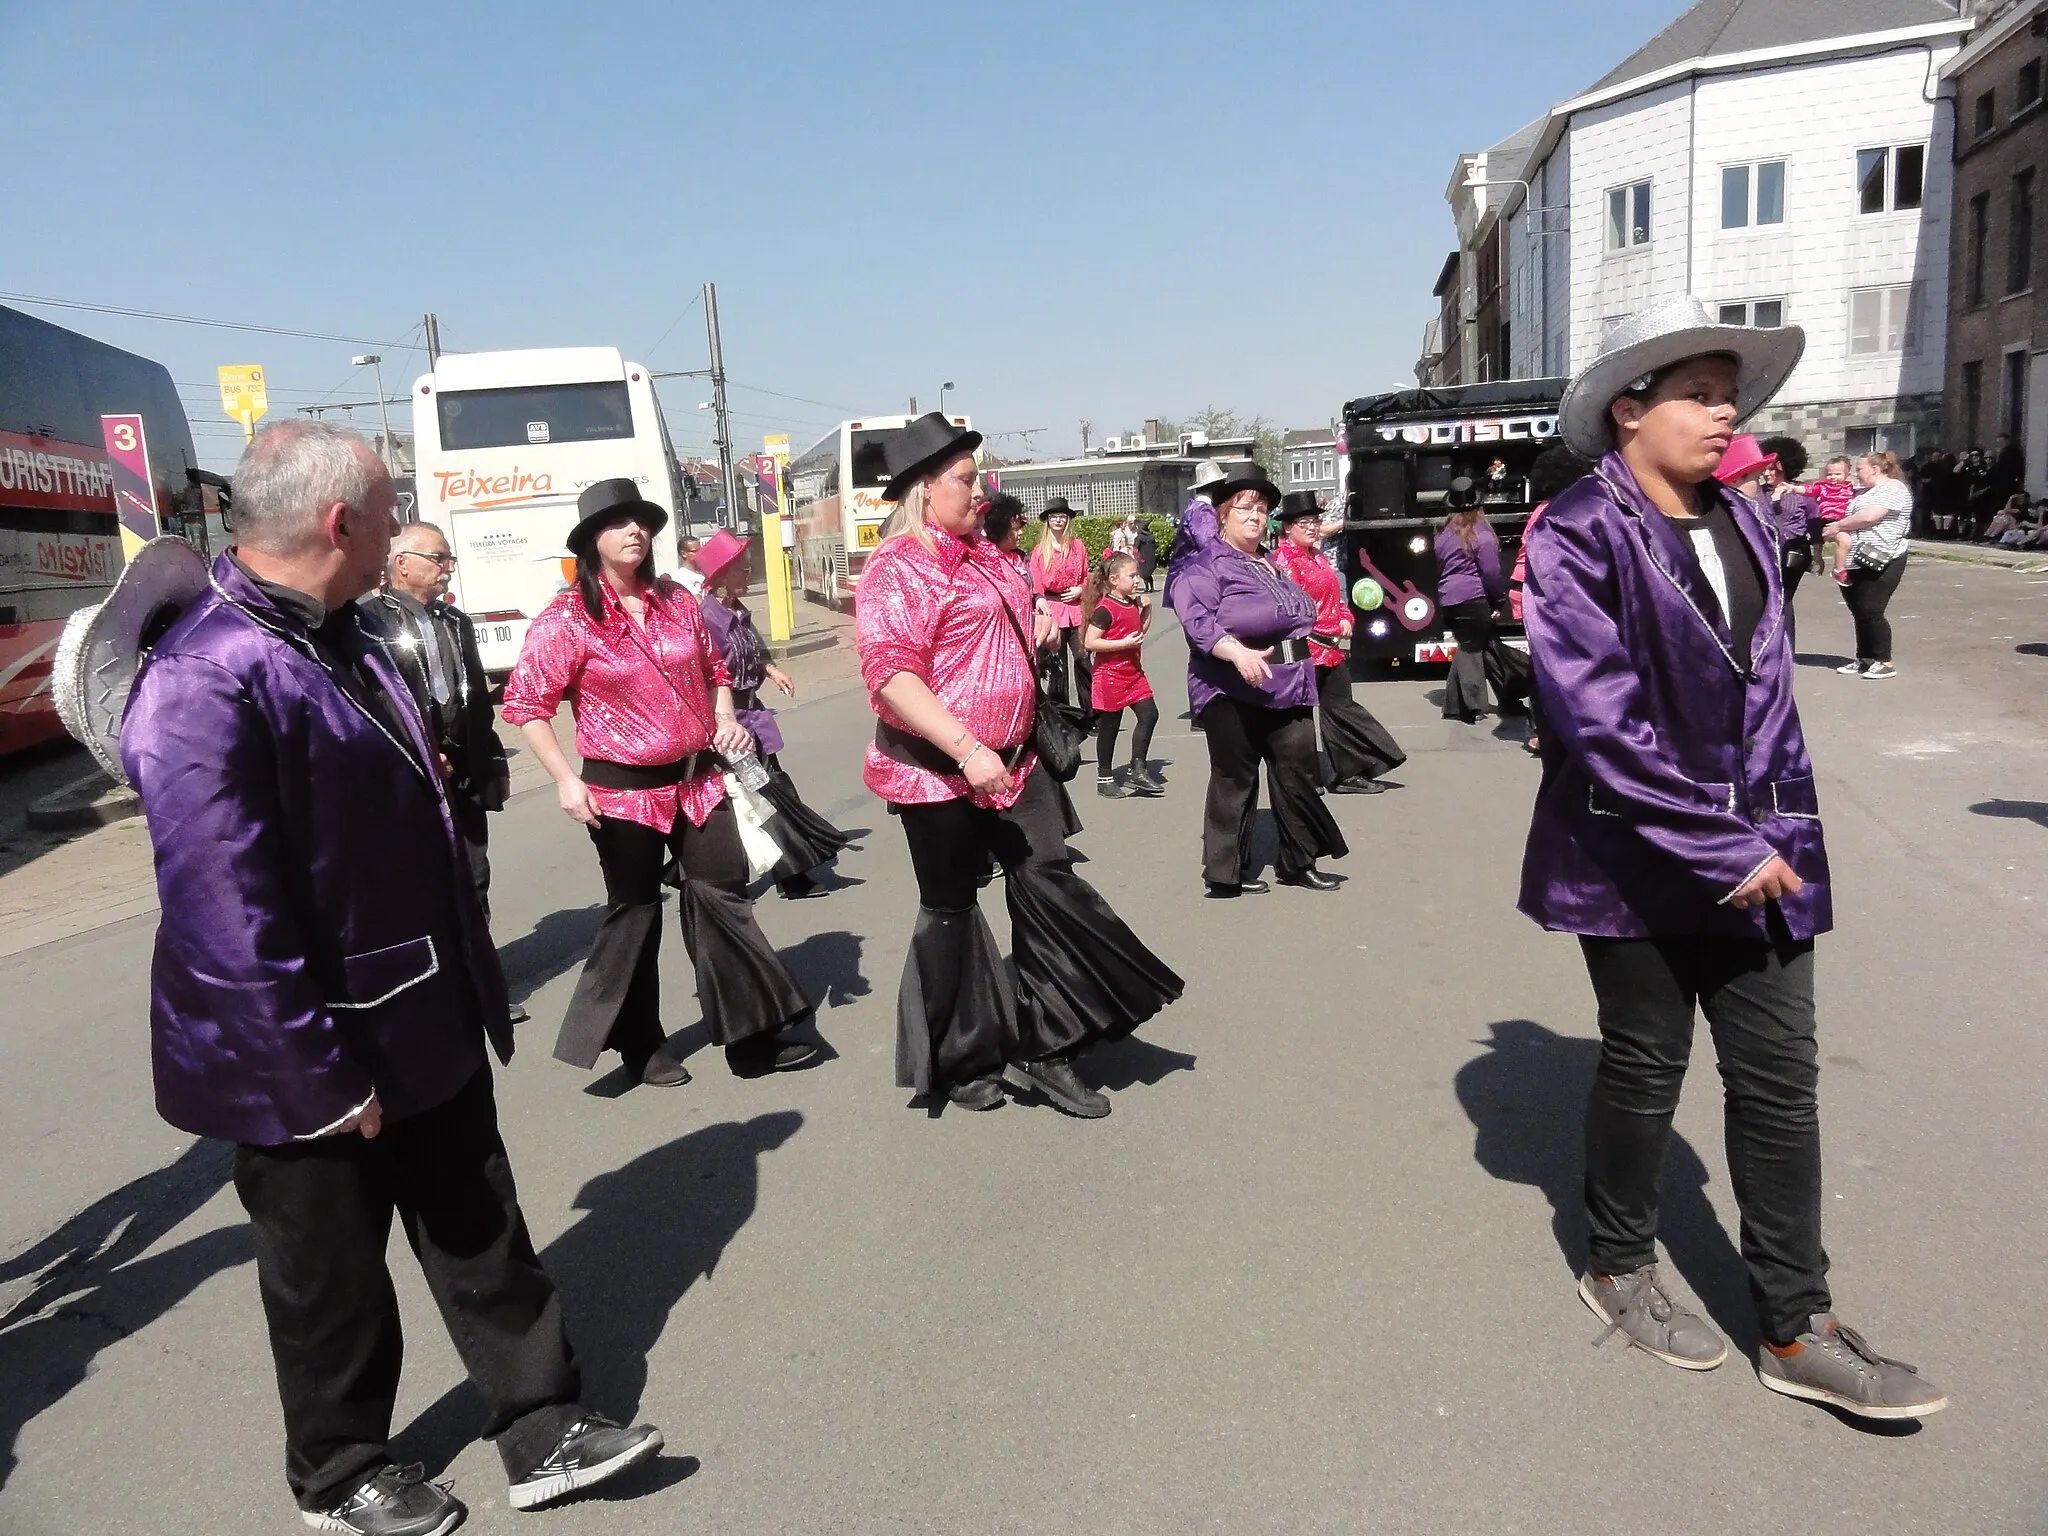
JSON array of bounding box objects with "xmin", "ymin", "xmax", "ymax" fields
[{"xmin": 436, "ymin": 380, "xmax": 634, "ymax": 451}]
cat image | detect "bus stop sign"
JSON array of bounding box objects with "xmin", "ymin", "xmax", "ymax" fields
[{"xmin": 218, "ymin": 365, "xmax": 269, "ymax": 440}]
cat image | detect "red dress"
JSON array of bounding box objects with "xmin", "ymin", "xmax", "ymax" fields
[{"xmin": 1088, "ymin": 596, "xmax": 1153, "ymax": 711}]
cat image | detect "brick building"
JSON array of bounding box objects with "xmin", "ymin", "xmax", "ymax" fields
[{"xmin": 1941, "ymin": 0, "xmax": 2048, "ymax": 490}]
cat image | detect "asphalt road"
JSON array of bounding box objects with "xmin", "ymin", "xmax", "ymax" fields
[{"xmin": 2, "ymin": 560, "xmax": 2044, "ymax": 1535}]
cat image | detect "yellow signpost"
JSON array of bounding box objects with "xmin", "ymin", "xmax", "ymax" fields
[
  {"xmin": 218, "ymin": 365, "xmax": 269, "ymax": 441},
  {"xmin": 762, "ymin": 433, "xmax": 795, "ymax": 643}
]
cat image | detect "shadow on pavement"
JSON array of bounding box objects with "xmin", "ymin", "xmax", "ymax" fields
[
  {"xmin": 392, "ymin": 1112, "xmax": 803, "ymax": 1479},
  {"xmin": 2015, "ymin": 642, "xmax": 2048, "ymax": 658},
  {"xmin": 1968, "ymin": 798, "xmax": 2048, "ymax": 829},
  {"xmin": 1083, "ymin": 1035, "xmax": 1196, "ymax": 1091},
  {"xmin": 0, "ymin": 1140, "xmax": 251, "ymax": 1490},
  {"xmin": 1795, "ymin": 651, "xmax": 1856, "ymax": 669},
  {"xmin": 497, "ymin": 904, "xmax": 606, "ymax": 1007},
  {"xmin": 1452, "ymin": 1019, "xmax": 1754, "ymax": 1351},
  {"xmin": 777, "ymin": 930, "xmax": 870, "ymax": 1009}
]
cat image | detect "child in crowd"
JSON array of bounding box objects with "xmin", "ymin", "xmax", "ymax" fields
[
  {"xmin": 1810, "ymin": 455, "xmax": 1860, "ymax": 584},
  {"xmin": 1081, "ymin": 551, "xmax": 1162, "ymax": 798}
]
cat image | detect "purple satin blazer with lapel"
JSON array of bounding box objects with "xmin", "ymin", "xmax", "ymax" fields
[
  {"xmin": 1518, "ymin": 454, "xmax": 1832, "ymax": 941},
  {"xmin": 120, "ymin": 555, "xmax": 511, "ymax": 1145}
]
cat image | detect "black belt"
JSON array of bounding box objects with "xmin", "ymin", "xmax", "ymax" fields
[
  {"xmin": 1270, "ymin": 637, "xmax": 1314, "ymax": 666},
  {"xmin": 1308, "ymin": 632, "xmax": 1344, "ymax": 649},
  {"xmin": 580, "ymin": 752, "xmax": 710, "ymax": 790},
  {"xmin": 875, "ymin": 722, "xmax": 1030, "ymax": 776}
]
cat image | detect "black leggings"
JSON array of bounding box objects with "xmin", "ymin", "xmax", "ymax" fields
[
  {"xmin": 1095, "ymin": 697, "xmax": 1158, "ymax": 776},
  {"xmin": 1840, "ymin": 553, "xmax": 1907, "ymax": 663},
  {"xmin": 1042, "ymin": 625, "xmax": 1092, "ymax": 712}
]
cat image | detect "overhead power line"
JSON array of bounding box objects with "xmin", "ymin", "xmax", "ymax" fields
[{"xmin": 0, "ymin": 290, "xmax": 401, "ymax": 347}]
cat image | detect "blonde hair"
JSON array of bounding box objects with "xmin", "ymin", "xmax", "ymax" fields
[
  {"xmin": 1860, "ymin": 450, "xmax": 1901, "ymax": 480},
  {"xmin": 878, "ymin": 478, "xmax": 934, "ymax": 550}
]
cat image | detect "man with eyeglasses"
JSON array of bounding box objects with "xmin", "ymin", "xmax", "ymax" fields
[{"xmin": 366, "ymin": 523, "xmax": 524, "ymax": 1022}]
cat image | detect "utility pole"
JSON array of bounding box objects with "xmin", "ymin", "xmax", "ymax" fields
[
  {"xmin": 424, "ymin": 313, "xmax": 441, "ymax": 367},
  {"xmin": 908, "ymin": 395, "xmax": 918, "ymax": 415},
  {"xmin": 1079, "ymin": 419, "xmax": 1093, "ymax": 454},
  {"xmin": 703, "ymin": 282, "xmax": 738, "ymax": 530}
]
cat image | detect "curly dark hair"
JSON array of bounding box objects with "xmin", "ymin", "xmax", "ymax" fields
[
  {"xmin": 1529, "ymin": 443, "xmax": 1596, "ymax": 504},
  {"xmin": 979, "ymin": 491, "xmax": 1027, "ymax": 545},
  {"xmin": 1757, "ymin": 434, "xmax": 1809, "ymax": 482}
]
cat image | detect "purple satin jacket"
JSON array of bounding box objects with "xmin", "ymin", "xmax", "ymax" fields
[
  {"xmin": 1435, "ymin": 520, "xmax": 1505, "ymax": 608},
  {"xmin": 1173, "ymin": 541, "xmax": 1319, "ymax": 714},
  {"xmin": 121, "ymin": 555, "xmax": 510, "ymax": 1145},
  {"xmin": 700, "ymin": 595, "xmax": 783, "ymax": 755},
  {"xmin": 1767, "ymin": 486, "xmax": 1822, "ymax": 548},
  {"xmin": 1519, "ymin": 455, "xmax": 1832, "ymax": 941}
]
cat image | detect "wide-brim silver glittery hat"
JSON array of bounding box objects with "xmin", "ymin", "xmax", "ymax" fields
[
  {"xmin": 52, "ymin": 536, "xmax": 211, "ymax": 784},
  {"xmin": 1557, "ymin": 295, "xmax": 1806, "ymax": 458}
]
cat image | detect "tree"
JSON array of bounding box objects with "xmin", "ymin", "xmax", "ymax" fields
[{"xmin": 1140, "ymin": 408, "xmax": 1283, "ymax": 478}]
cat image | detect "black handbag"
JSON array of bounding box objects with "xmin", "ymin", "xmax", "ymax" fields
[{"xmin": 969, "ymin": 563, "xmax": 1084, "ymax": 782}]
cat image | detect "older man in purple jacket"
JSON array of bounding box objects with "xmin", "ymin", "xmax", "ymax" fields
[
  {"xmin": 1521, "ymin": 297, "xmax": 1944, "ymax": 1423},
  {"xmin": 122, "ymin": 421, "xmax": 659, "ymax": 1534}
]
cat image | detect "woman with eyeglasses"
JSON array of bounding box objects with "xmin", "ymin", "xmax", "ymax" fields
[
  {"xmin": 1174, "ymin": 468, "xmax": 1349, "ymax": 896},
  {"xmin": 500, "ymin": 479, "xmax": 821, "ymax": 1090},
  {"xmin": 858, "ymin": 415, "xmax": 1180, "ymax": 1117}
]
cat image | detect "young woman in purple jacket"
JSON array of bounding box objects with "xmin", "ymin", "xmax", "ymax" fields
[{"xmin": 1522, "ymin": 296, "xmax": 1944, "ymax": 1422}]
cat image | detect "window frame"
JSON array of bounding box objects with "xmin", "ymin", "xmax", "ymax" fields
[
  {"xmin": 1719, "ymin": 158, "xmax": 1787, "ymax": 230},
  {"xmin": 1848, "ymin": 284, "xmax": 1921, "ymax": 358},
  {"xmin": 1857, "ymin": 143, "xmax": 1927, "ymax": 215},
  {"xmin": 1968, "ymin": 191, "xmax": 1992, "ymax": 307},
  {"xmin": 1716, "ymin": 298, "xmax": 1788, "ymax": 328},
  {"xmin": 1976, "ymin": 89, "xmax": 1999, "ymax": 136},
  {"xmin": 2008, "ymin": 167, "xmax": 2036, "ymax": 296},
  {"xmin": 1605, "ymin": 179, "xmax": 1652, "ymax": 251}
]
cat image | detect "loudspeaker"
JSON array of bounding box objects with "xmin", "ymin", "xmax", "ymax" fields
[{"xmin": 1355, "ymin": 458, "xmax": 1407, "ymax": 519}]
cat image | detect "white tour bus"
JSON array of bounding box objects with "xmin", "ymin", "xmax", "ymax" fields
[
  {"xmin": 411, "ymin": 346, "xmax": 685, "ymax": 674},
  {"xmin": 788, "ymin": 413, "xmax": 971, "ymax": 605}
]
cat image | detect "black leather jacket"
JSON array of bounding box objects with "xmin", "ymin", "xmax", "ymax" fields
[{"xmin": 362, "ymin": 589, "xmax": 511, "ymax": 811}]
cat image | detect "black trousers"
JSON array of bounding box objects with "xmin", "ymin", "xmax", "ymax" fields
[
  {"xmin": 233, "ymin": 1069, "xmax": 580, "ymax": 1510},
  {"xmin": 1781, "ymin": 547, "xmax": 1812, "ymax": 652},
  {"xmin": 893, "ymin": 766, "xmax": 1181, "ymax": 1092},
  {"xmin": 1041, "ymin": 625, "xmax": 1093, "ymax": 716},
  {"xmin": 1315, "ymin": 660, "xmax": 1406, "ymax": 782},
  {"xmin": 1095, "ymin": 697, "xmax": 1158, "ymax": 776},
  {"xmin": 554, "ymin": 801, "xmax": 810, "ymax": 1070},
  {"xmin": 1840, "ymin": 553, "xmax": 1907, "ymax": 663},
  {"xmin": 453, "ymin": 795, "xmax": 492, "ymax": 923},
  {"xmin": 1578, "ymin": 933, "xmax": 1831, "ymax": 1346},
  {"xmin": 1442, "ymin": 600, "xmax": 1524, "ymax": 719},
  {"xmin": 1197, "ymin": 698, "xmax": 1348, "ymax": 884}
]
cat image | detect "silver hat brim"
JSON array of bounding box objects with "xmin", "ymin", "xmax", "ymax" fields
[{"xmin": 1557, "ymin": 323, "xmax": 1807, "ymax": 459}]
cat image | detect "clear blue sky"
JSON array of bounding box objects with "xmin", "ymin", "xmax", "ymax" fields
[{"xmin": 2, "ymin": 0, "xmax": 1688, "ymax": 471}]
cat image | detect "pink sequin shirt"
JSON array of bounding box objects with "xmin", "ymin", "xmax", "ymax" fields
[
  {"xmin": 857, "ymin": 525, "xmax": 1038, "ymax": 809},
  {"xmin": 500, "ymin": 577, "xmax": 731, "ymax": 833},
  {"xmin": 1030, "ymin": 535, "xmax": 1089, "ymax": 628}
]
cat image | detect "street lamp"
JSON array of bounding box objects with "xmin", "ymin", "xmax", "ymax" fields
[
  {"xmin": 351, "ymin": 354, "xmax": 396, "ymax": 476},
  {"xmin": 940, "ymin": 380, "xmax": 955, "ymax": 417}
]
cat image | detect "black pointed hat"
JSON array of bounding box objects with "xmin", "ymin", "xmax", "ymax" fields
[{"xmin": 881, "ymin": 413, "xmax": 984, "ymax": 503}]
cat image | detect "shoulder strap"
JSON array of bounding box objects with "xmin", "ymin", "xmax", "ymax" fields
[{"xmin": 963, "ymin": 555, "xmax": 1050, "ymax": 701}]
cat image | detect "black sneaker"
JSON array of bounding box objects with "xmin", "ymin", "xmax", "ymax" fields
[
  {"xmin": 1131, "ymin": 762, "xmax": 1167, "ymax": 793},
  {"xmin": 303, "ymin": 1464, "xmax": 463, "ymax": 1536},
  {"xmin": 1095, "ymin": 774, "xmax": 1134, "ymax": 799},
  {"xmin": 1005, "ymin": 1055, "xmax": 1110, "ymax": 1118},
  {"xmin": 507, "ymin": 1414, "xmax": 663, "ymax": 1510},
  {"xmin": 726, "ymin": 1032, "xmax": 822, "ymax": 1078},
  {"xmin": 946, "ymin": 1074, "xmax": 1006, "ymax": 1110}
]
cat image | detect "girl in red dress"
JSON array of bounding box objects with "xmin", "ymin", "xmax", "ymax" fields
[{"xmin": 1081, "ymin": 552, "xmax": 1162, "ymax": 798}]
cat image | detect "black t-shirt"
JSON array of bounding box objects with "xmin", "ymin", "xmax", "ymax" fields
[{"xmin": 1671, "ymin": 494, "xmax": 1765, "ymax": 663}]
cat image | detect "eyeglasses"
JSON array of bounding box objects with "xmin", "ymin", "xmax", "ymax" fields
[{"xmin": 399, "ymin": 550, "xmax": 457, "ymax": 568}]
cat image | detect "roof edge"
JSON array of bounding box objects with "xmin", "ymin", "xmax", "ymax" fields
[
  {"xmin": 1556, "ymin": 18, "xmax": 1971, "ymax": 116},
  {"xmin": 1941, "ymin": 0, "xmax": 2042, "ymax": 77}
]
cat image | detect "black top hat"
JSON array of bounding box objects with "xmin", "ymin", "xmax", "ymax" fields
[
  {"xmin": 1039, "ymin": 496, "xmax": 1079, "ymax": 521},
  {"xmin": 1276, "ymin": 490, "xmax": 1323, "ymax": 524},
  {"xmin": 1443, "ymin": 476, "xmax": 1482, "ymax": 511},
  {"xmin": 1207, "ymin": 466, "xmax": 1283, "ymax": 512},
  {"xmin": 567, "ymin": 477, "xmax": 669, "ymax": 555},
  {"xmin": 881, "ymin": 412, "xmax": 985, "ymax": 502}
]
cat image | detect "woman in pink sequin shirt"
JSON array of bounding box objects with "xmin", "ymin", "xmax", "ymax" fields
[
  {"xmin": 857, "ymin": 416, "xmax": 1180, "ymax": 1118},
  {"xmin": 502, "ymin": 478, "xmax": 818, "ymax": 1089}
]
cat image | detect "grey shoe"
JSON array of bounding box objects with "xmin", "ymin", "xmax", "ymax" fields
[
  {"xmin": 1756, "ymin": 1314, "xmax": 1947, "ymax": 1420},
  {"xmin": 1579, "ymin": 1264, "xmax": 1728, "ymax": 1370}
]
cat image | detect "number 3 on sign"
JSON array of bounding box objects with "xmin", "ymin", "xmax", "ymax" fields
[{"xmin": 111, "ymin": 422, "xmax": 137, "ymax": 452}]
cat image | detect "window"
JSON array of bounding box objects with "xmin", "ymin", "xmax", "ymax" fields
[
  {"xmin": 1718, "ymin": 299, "xmax": 1786, "ymax": 328},
  {"xmin": 1962, "ymin": 359, "xmax": 1984, "ymax": 446},
  {"xmin": 2009, "ymin": 168, "xmax": 2035, "ymax": 294},
  {"xmin": 1323, "ymin": 456, "xmax": 1334, "ymax": 479},
  {"xmin": 1720, "ymin": 160, "xmax": 1787, "ymax": 229},
  {"xmin": 1606, "ymin": 181, "xmax": 1652, "ymax": 250},
  {"xmin": 1291, "ymin": 458, "xmax": 1303, "ymax": 483},
  {"xmin": 2006, "ymin": 348, "xmax": 2030, "ymax": 438},
  {"xmin": 1846, "ymin": 424, "xmax": 1917, "ymax": 459},
  {"xmin": 1968, "ymin": 192, "xmax": 1991, "ymax": 306},
  {"xmin": 1977, "ymin": 89, "xmax": 1998, "ymax": 136},
  {"xmin": 1849, "ymin": 285, "xmax": 1921, "ymax": 356},
  {"xmin": 435, "ymin": 381, "xmax": 633, "ymax": 451},
  {"xmin": 2021, "ymin": 60, "xmax": 2042, "ymax": 108},
  {"xmin": 1857, "ymin": 144, "xmax": 1925, "ymax": 214}
]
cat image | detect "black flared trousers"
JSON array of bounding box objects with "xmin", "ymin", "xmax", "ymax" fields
[
  {"xmin": 1315, "ymin": 660, "xmax": 1406, "ymax": 782},
  {"xmin": 1443, "ymin": 600, "xmax": 1526, "ymax": 719},
  {"xmin": 1578, "ymin": 933, "xmax": 1831, "ymax": 1346},
  {"xmin": 1196, "ymin": 697, "xmax": 1348, "ymax": 885},
  {"xmin": 1840, "ymin": 553, "xmax": 1907, "ymax": 664},
  {"xmin": 893, "ymin": 765, "xmax": 1181, "ymax": 1093},
  {"xmin": 233, "ymin": 1069, "xmax": 581, "ymax": 1510},
  {"xmin": 554, "ymin": 800, "xmax": 810, "ymax": 1070}
]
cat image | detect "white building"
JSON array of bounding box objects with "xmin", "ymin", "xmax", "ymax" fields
[{"xmin": 1471, "ymin": 0, "xmax": 1974, "ymax": 456}]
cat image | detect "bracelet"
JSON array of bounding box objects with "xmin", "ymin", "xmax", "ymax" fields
[{"xmin": 960, "ymin": 742, "xmax": 988, "ymax": 771}]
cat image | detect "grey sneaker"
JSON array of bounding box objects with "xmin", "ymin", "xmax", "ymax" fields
[
  {"xmin": 1861, "ymin": 661, "xmax": 1898, "ymax": 680},
  {"xmin": 1579, "ymin": 1264, "xmax": 1728, "ymax": 1370},
  {"xmin": 1756, "ymin": 1314, "xmax": 1947, "ymax": 1420},
  {"xmin": 1835, "ymin": 660, "xmax": 1868, "ymax": 675}
]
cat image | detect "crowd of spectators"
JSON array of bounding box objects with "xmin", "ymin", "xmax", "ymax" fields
[{"xmin": 1899, "ymin": 434, "xmax": 2039, "ymax": 543}]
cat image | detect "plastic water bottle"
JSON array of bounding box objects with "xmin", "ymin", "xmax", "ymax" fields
[{"xmin": 729, "ymin": 749, "xmax": 771, "ymax": 792}]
